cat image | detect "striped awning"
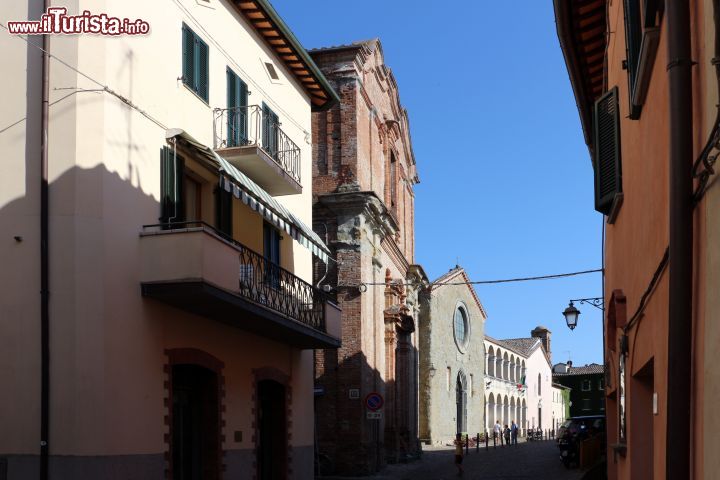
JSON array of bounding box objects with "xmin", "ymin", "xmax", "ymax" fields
[{"xmin": 165, "ymin": 128, "xmax": 330, "ymax": 262}]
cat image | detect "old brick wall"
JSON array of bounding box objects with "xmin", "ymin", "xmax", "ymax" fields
[{"xmin": 310, "ymin": 40, "xmax": 423, "ymax": 475}]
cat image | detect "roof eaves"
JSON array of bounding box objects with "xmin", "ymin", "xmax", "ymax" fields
[
  {"xmin": 247, "ymin": 0, "xmax": 340, "ymax": 111},
  {"xmin": 553, "ymin": 0, "xmax": 607, "ymax": 154}
]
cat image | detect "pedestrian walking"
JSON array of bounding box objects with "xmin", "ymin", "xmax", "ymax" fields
[
  {"xmin": 454, "ymin": 433, "xmax": 464, "ymax": 475},
  {"xmin": 511, "ymin": 420, "xmax": 518, "ymax": 445},
  {"xmin": 493, "ymin": 421, "xmax": 501, "ymax": 447},
  {"xmin": 503, "ymin": 424, "xmax": 510, "ymax": 446}
]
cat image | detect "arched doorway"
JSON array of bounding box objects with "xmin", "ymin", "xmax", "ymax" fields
[
  {"xmin": 172, "ymin": 364, "xmax": 220, "ymax": 480},
  {"xmin": 257, "ymin": 379, "xmax": 287, "ymax": 480},
  {"xmin": 456, "ymin": 371, "xmax": 467, "ymax": 434}
]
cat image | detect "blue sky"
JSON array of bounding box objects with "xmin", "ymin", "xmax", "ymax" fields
[{"xmin": 272, "ymin": 0, "xmax": 604, "ymax": 366}]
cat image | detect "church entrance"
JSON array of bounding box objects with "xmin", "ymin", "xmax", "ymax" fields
[{"xmin": 456, "ymin": 372, "xmax": 467, "ymax": 434}]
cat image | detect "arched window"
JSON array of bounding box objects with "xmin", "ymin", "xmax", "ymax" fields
[{"xmin": 454, "ymin": 306, "xmax": 470, "ymax": 351}]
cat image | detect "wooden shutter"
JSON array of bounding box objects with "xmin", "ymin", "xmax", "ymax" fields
[
  {"xmin": 182, "ymin": 24, "xmax": 195, "ymax": 89},
  {"xmin": 593, "ymin": 88, "xmax": 622, "ymax": 215},
  {"xmin": 226, "ymin": 69, "xmax": 249, "ymax": 146},
  {"xmin": 160, "ymin": 146, "xmax": 185, "ymax": 225},
  {"xmin": 196, "ymin": 36, "xmax": 209, "ymax": 102},
  {"xmin": 227, "ymin": 69, "xmax": 238, "ymax": 147}
]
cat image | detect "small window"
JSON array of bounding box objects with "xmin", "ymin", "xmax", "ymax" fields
[
  {"xmin": 182, "ymin": 24, "xmax": 209, "ymax": 102},
  {"xmin": 581, "ymin": 379, "xmax": 592, "ymax": 391},
  {"xmin": 264, "ymin": 62, "xmax": 279, "ymax": 80},
  {"xmin": 598, "ymin": 378, "xmax": 605, "ymax": 391},
  {"xmin": 446, "ymin": 367, "xmax": 451, "ymax": 391},
  {"xmin": 582, "ymin": 399, "xmax": 591, "ymax": 411}
]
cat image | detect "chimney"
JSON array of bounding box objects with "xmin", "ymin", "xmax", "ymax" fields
[
  {"xmin": 531, "ymin": 326, "xmax": 552, "ymax": 361},
  {"xmin": 567, "ymin": 360, "xmax": 573, "ymax": 369}
]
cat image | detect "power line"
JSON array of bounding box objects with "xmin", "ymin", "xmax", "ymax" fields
[
  {"xmin": 345, "ymin": 268, "xmax": 603, "ymax": 288},
  {"xmin": 0, "ymin": 22, "xmax": 168, "ymax": 130}
]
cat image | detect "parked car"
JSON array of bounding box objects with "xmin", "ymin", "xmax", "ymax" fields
[{"xmin": 557, "ymin": 415, "xmax": 605, "ymax": 467}]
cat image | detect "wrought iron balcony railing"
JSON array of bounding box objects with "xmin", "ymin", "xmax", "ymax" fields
[
  {"xmin": 213, "ymin": 105, "xmax": 301, "ymax": 184},
  {"xmin": 142, "ymin": 221, "xmax": 329, "ymax": 333}
]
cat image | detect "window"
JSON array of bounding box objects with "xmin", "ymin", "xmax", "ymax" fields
[
  {"xmin": 160, "ymin": 146, "xmax": 185, "ymax": 225},
  {"xmin": 215, "ymin": 185, "xmax": 232, "ymax": 237},
  {"xmin": 264, "ymin": 62, "xmax": 279, "ymax": 81},
  {"xmin": 581, "ymin": 379, "xmax": 592, "ymax": 391},
  {"xmin": 582, "ymin": 399, "xmax": 591, "ymax": 411},
  {"xmin": 593, "ymin": 87, "xmax": 623, "ymax": 219},
  {"xmin": 623, "ymin": 0, "xmax": 662, "ymax": 118},
  {"xmin": 263, "ymin": 222, "xmax": 281, "ymax": 288},
  {"xmin": 261, "ymin": 103, "xmax": 280, "ymax": 160},
  {"xmin": 598, "ymin": 378, "xmax": 605, "ymax": 391},
  {"xmin": 538, "ymin": 373, "xmax": 541, "ymax": 395},
  {"xmin": 226, "ymin": 68, "xmax": 248, "ymax": 147},
  {"xmin": 182, "ymin": 23, "xmax": 209, "ymax": 102},
  {"xmin": 390, "ymin": 153, "xmax": 397, "ymax": 210},
  {"xmin": 453, "ymin": 306, "xmax": 470, "ymax": 352},
  {"xmin": 446, "ymin": 367, "xmax": 452, "ymax": 391},
  {"xmin": 469, "ymin": 374, "xmax": 473, "ymax": 397}
]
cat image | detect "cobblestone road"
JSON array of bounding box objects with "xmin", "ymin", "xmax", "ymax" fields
[{"xmin": 323, "ymin": 440, "xmax": 588, "ymax": 480}]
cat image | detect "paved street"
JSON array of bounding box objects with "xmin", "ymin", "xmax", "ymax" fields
[{"xmin": 322, "ymin": 440, "xmax": 589, "ymax": 480}]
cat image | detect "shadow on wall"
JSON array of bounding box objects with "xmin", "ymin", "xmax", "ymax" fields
[
  {"xmin": 314, "ymin": 343, "xmax": 421, "ymax": 476},
  {"xmin": 0, "ymin": 163, "xmax": 165, "ymax": 480}
]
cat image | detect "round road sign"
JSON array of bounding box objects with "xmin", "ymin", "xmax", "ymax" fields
[{"xmin": 364, "ymin": 392, "xmax": 384, "ymax": 411}]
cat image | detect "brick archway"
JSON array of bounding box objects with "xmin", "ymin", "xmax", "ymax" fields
[{"xmin": 164, "ymin": 348, "xmax": 225, "ymax": 480}]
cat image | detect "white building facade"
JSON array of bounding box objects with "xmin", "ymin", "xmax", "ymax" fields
[{"xmin": 484, "ymin": 326, "xmax": 554, "ymax": 435}]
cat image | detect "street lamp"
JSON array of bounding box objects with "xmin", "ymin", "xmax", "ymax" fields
[
  {"xmin": 563, "ymin": 302, "xmax": 580, "ymax": 330},
  {"xmin": 562, "ymin": 297, "xmax": 603, "ymax": 331}
]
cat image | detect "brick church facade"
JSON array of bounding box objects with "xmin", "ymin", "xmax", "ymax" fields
[{"xmin": 310, "ymin": 39, "xmax": 427, "ymax": 475}]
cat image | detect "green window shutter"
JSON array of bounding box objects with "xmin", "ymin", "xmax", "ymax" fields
[
  {"xmin": 159, "ymin": 147, "xmax": 186, "ymax": 225},
  {"xmin": 182, "ymin": 24, "xmax": 195, "ymax": 89},
  {"xmin": 226, "ymin": 69, "xmax": 248, "ymax": 146},
  {"xmin": 593, "ymin": 88, "xmax": 622, "ymax": 216},
  {"xmin": 227, "ymin": 69, "xmax": 238, "ymax": 147},
  {"xmin": 195, "ymin": 36, "xmax": 209, "ymax": 102},
  {"xmin": 263, "ymin": 222, "xmax": 281, "ymax": 288},
  {"xmin": 215, "ymin": 185, "xmax": 233, "ymax": 236},
  {"xmin": 238, "ymin": 79, "xmax": 248, "ymax": 143},
  {"xmin": 262, "ymin": 103, "xmax": 279, "ymax": 158}
]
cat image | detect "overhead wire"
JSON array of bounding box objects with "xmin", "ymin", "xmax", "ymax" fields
[{"xmin": 0, "ymin": 21, "xmax": 168, "ymax": 130}]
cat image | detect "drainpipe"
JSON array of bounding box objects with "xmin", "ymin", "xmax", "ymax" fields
[
  {"xmin": 665, "ymin": 0, "xmax": 693, "ymax": 479},
  {"xmin": 40, "ymin": 0, "xmax": 51, "ymax": 478}
]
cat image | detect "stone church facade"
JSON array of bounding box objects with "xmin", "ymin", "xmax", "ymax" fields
[
  {"xmin": 418, "ymin": 267, "xmax": 487, "ymax": 445},
  {"xmin": 310, "ymin": 40, "xmax": 427, "ymax": 475}
]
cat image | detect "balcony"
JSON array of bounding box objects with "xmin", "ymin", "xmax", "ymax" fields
[
  {"xmin": 213, "ymin": 105, "xmax": 302, "ymax": 196},
  {"xmin": 139, "ymin": 222, "xmax": 341, "ymax": 349}
]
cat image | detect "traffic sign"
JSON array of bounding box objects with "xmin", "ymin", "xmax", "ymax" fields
[
  {"xmin": 364, "ymin": 392, "xmax": 384, "ymax": 411},
  {"xmin": 367, "ymin": 411, "xmax": 382, "ymax": 420}
]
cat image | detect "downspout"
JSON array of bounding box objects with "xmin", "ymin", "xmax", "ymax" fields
[
  {"xmin": 665, "ymin": 0, "xmax": 693, "ymax": 479},
  {"xmin": 40, "ymin": 1, "xmax": 50, "ymax": 475}
]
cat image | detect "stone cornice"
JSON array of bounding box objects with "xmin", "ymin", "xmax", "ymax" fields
[{"xmin": 316, "ymin": 191, "xmax": 398, "ymax": 239}]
